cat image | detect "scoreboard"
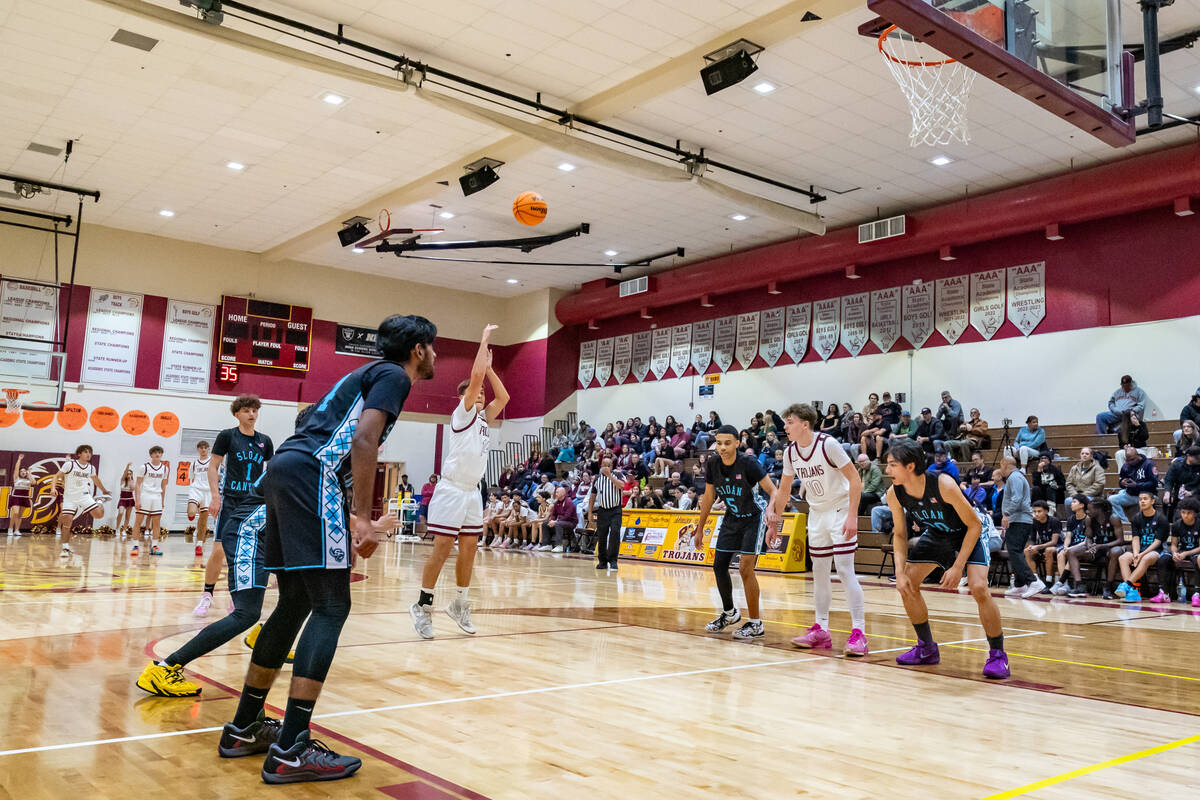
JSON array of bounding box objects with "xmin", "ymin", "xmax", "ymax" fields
[{"xmin": 218, "ymin": 296, "xmax": 312, "ymax": 372}]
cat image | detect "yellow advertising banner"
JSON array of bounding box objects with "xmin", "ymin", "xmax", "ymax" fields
[{"xmin": 620, "ymin": 508, "xmax": 806, "ymax": 572}]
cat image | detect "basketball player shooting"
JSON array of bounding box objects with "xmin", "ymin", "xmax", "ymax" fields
[
  {"xmin": 412, "ymin": 323, "xmax": 509, "ymax": 639},
  {"xmin": 884, "ymin": 438, "xmax": 1010, "ymax": 679},
  {"xmin": 53, "ymin": 444, "xmax": 109, "ymax": 558},
  {"xmin": 767, "ymin": 403, "xmax": 868, "ymax": 656}
]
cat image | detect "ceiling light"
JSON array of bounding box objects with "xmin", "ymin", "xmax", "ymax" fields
[
  {"xmin": 352, "ymin": 247, "xmax": 365, "ymax": 254},
  {"xmin": 1194, "ymin": 85, "xmax": 1200, "ymax": 94},
  {"xmin": 321, "ymin": 92, "xmax": 346, "ymax": 105},
  {"xmin": 604, "ymin": 250, "xmax": 619, "ymax": 257},
  {"xmin": 752, "ymin": 81, "xmax": 776, "ymax": 94},
  {"xmin": 438, "ymin": 211, "xmax": 455, "ymax": 219},
  {"xmin": 557, "ymin": 162, "xmax": 576, "ymax": 172},
  {"xmin": 506, "ymin": 278, "xmax": 519, "ymax": 284},
  {"xmin": 158, "ymin": 209, "xmax": 175, "ymax": 217},
  {"xmin": 226, "ymin": 161, "xmax": 245, "ymax": 171},
  {"xmin": 730, "ymin": 213, "xmax": 748, "ymax": 221},
  {"xmin": 930, "ymin": 155, "xmax": 953, "ymax": 166}
]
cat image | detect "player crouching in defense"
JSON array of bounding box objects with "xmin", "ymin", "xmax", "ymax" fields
[
  {"xmin": 411, "ymin": 324, "xmax": 509, "ymax": 639},
  {"xmin": 885, "ymin": 439, "xmax": 1010, "ymax": 679}
]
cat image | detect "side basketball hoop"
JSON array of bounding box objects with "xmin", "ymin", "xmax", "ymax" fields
[
  {"xmin": 4, "ymin": 387, "xmax": 29, "ymax": 413},
  {"xmin": 878, "ymin": 24, "xmax": 976, "ymax": 147}
]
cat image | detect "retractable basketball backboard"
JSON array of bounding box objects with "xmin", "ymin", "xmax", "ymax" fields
[
  {"xmin": 0, "ymin": 277, "xmax": 68, "ymax": 412},
  {"xmin": 863, "ymin": 0, "xmax": 1137, "ymax": 146}
]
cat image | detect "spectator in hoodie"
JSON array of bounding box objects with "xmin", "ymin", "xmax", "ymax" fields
[
  {"xmin": 1115, "ymin": 411, "xmax": 1152, "ymax": 470},
  {"xmin": 936, "ymin": 390, "xmax": 964, "ymax": 437},
  {"xmin": 914, "ymin": 407, "xmax": 946, "ymax": 454},
  {"xmin": 841, "ymin": 412, "xmax": 867, "ymax": 459},
  {"xmin": 945, "ymin": 407, "xmax": 990, "ymax": 461},
  {"xmin": 926, "ymin": 443, "xmax": 960, "ymax": 482},
  {"xmin": 1162, "ymin": 446, "xmax": 1200, "ymax": 519},
  {"xmin": 1031, "ymin": 453, "xmax": 1066, "ymax": 514},
  {"xmin": 1066, "ymin": 447, "xmax": 1106, "ymax": 501},
  {"xmin": 1096, "ymin": 374, "xmax": 1148, "ymax": 446},
  {"xmin": 963, "ymin": 475, "xmax": 987, "ymax": 509},
  {"xmin": 1012, "ymin": 415, "xmax": 1047, "ymax": 467},
  {"xmin": 1108, "ymin": 445, "xmax": 1160, "ymax": 523}
]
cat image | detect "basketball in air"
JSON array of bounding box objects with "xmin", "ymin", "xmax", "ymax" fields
[{"xmin": 512, "ymin": 191, "xmax": 547, "ymax": 226}]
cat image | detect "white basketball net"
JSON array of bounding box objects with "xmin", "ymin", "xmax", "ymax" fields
[
  {"xmin": 879, "ymin": 27, "xmax": 976, "ymax": 147},
  {"xmin": 4, "ymin": 388, "xmax": 26, "ymax": 413}
]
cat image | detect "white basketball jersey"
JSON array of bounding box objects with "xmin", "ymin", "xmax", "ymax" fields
[
  {"xmin": 782, "ymin": 432, "xmax": 851, "ymax": 512},
  {"xmin": 442, "ymin": 401, "xmax": 489, "ymax": 486},
  {"xmin": 62, "ymin": 461, "xmax": 95, "ymax": 496},
  {"xmin": 191, "ymin": 457, "xmax": 210, "ymax": 488},
  {"xmin": 141, "ymin": 461, "xmax": 168, "ymax": 494}
]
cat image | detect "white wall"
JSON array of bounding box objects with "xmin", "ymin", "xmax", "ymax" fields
[{"xmin": 577, "ymin": 316, "xmax": 1200, "ymax": 431}]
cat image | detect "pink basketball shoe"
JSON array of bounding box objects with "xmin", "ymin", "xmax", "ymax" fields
[
  {"xmin": 791, "ymin": 623, "xmax": 832, "ymax": 649},
  {"xmin": 843, "ymin": 628, "xmax": 869, "ymax": 657}
]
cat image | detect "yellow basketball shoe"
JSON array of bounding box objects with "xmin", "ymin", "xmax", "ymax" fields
[
  {"xmin": 243, "ymin": 624, "xmax": 295, "ymax": 664},
  {"xmin": 136, "ymin": 661, "xmax": 202, "ymax": 697}
]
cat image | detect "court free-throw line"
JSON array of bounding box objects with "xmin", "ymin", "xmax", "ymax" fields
[
  {"xmin": 977, "ymin": 733, "xmax": 1200, "ymax": 800},
  {"xmin": 0, "ymin": 655, "xmax": 824, "ymax": 758}
]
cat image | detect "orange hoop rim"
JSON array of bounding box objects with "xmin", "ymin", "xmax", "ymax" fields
[
  {"xmin": 878, "ymin": 24, "xmax": 957, "ymax": 68},
  {"xmin": 378, "ymin": 208, "xmax": 391, "ymax": 233},
  {"xmin": 3, "ymin": 388, "xmax": 29, "ymax": 399}
]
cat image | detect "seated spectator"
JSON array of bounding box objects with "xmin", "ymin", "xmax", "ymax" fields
[
  {"xmin": 669, "ymin": 424, "xmax": 692, "ymax": 459},
  {"xmin": 1011, "ymin": 415, "xmax": 1047, "ymax": 467},
  {"xmin": 877, "ymin": 392, "xmax": 901, "ymax": 430},
  {"xmin": 1175, "ymin": 419, "xmax": 1198, "ymax": 459},
  {"xmin": 556, "ymin": 442, "xmax": 576, "ymax": 464},
  {"xmin": 856, "ymin": 453, "xmax": 883, "ymax": 514},
  {"xmin": 1066, "ymin": 447, "xmax": 1106, "ymax": 501},
  {"xmin": 1115, "ymin": 412, "xmax": 1151, "ymax": 470},
  {"xmin": 988, "ymin": 468, "xmax": 1006, "ymax": 525},
  {"xmin": 627, "ymin": 453, "xmax": 650, "ymax": 482},
  {"xmin": 1156, "ymin": 496, "xmax": 1200, "ymax": 602},
  {"xmin": 1031, "ymin": 453, "xmax": 1066, "ymax": 515},
  {"xmin": 840, "ymin": 412, "xmax": 867, "ymax": 459},
  {"xmin": 960, "ymin": 451, "xmax": 994, "ymax": 492},
  {"xmin": 1025, "ymin": 500, "xmax": 1062, "ymax": 585},
  {"xmin": 914, "ymin": 407, "xmax": 946, "ymax": 454},
  {"xmin": 926, "ymin": 443, "xmax": 959, "ymax": 482},
  {"xmin": 1114, "ymin": 491, "xmax": 1168, "ymax": 602},
  {"xmin": 616, "ymin": 444, "xmax": 634, "ymax": 470},
  {"xmin": 1096, "ymin": 374, "xmax": 1147, "ymax": 447},
  {"xmin": 678, "ymin": 486, "xmax": 698, "ymax": 511},
  {"xmin": 545, "ymin": 486, "xmax": 579, "ymax": 552},
  {"xmin": 819, "ymin": 400, "xmax": 842, "ymax": 439},
  {"xmin": 691, "ymin": 413, "xmax": 715, "ymax": 450},
  {"xmin": 890, "ymin": 410, "xmax": 918, "ymax": 447},
  {"xmin": 859, "ymin": 405, "xmax": 888, "ymax": 461},
  {"xmin": 572, "ymin": 420, "xmax": 591, "ymax": 447},
  {"xmin": 768, "ymin": 448, "xmax": 784, "ymax": 481},
  {"xmin": 1163, "ymin": 446, "xmax": 1200, "ymax": 519},
  {"xmin": 1109, "ymin": 445, "xmax": 1160, "ymax": 523},
  {"xmin": 962, "ymin": 475, "xmax": 987, "ymax": 509},
  {"xmin": 690, "ymin": 461, "xmax": 706, "ymax": 495},
  {"xmin": 1176, "ymin": 389, "xmax": 1200, "ymax": 447},
  {"xmin": 945, "ymin": 407, "xmax": 990, "ymax": 461},
  {"xmin": 936, "ymin": 390, "xmax": 964, "ymax": 435}
]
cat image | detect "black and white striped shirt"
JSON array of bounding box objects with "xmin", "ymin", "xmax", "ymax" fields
[{"xmin": 590, "ymin": 471, "xmax": 622, "ymax": 510}]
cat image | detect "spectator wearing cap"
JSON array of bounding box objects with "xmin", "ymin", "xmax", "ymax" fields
[
  {"xmin": 926, "ymin": 443, "xmax": 960, "ymax": 482},
  {"xmin": 856, "ymin": 453, "xmax": 884, "ymax": 514},
  {"xmin": 1176, "ymin": 389, "xmax": 1200, "ymax": 446},
  {"xmin": 914, "ymin": 407, "xmax": 946, "ymax": 454},
  {"xmin": 1163, "ymin": 446, "xmax": 1200, "ymax": 519},
  {"xmin": 945, "ymin": 407, "xmax": 990, "ymax": 461},
  {"xmin": 1096, "ymin": 374, "xmax": 1147, "ymax": 447},
  {"xmin": 1012, "ymin": 415, "xmax": 1047, "ymax": 467},
  {"xmin": 936, "ymin": 390, "xmax": 964, "ymax": 436},
  {"xmin": 1108, "ymin": 445, "xmax": 1160, "ymax": 523},
  {"xmin": 1031, "ymin": 453, "xmax": 1066, "ymax": 515}
]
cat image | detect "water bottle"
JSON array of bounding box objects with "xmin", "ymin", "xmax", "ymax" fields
[
  {"xmin": 1009, "ymin": 574, "xmax": 1015, "ymax": 590},
  {"xmin": 1179, "ymin": 578, "xmax": 1187, "ymax": 602}
]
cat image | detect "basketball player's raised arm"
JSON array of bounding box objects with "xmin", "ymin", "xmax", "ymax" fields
[
  {"xmin": 464, "ymin": 324, "xmax": 498, "ymax": 414},
  {"xmin": 483, "ymin": 359, "xmax": 509, "ymax": 426},
  {"xmin": 693, "ymin": 484, "xmax": 717, "ymax": 548},
  {"xmin": 938, "ymin": 472, "xmax": 981, "ymax": 588},
  {"xmin": 350, "ymin": 408, "xmax": 388, "ymax": 558}
]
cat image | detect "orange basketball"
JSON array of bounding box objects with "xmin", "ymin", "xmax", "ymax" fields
[{"xmin": 512, "ymin": 191, "xmax": 547, "ymax": 226}]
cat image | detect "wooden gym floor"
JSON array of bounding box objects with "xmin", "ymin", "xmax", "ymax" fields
[{"xmin": 0, "ymin": 534, "xmax": 1197, "ymax": 799}]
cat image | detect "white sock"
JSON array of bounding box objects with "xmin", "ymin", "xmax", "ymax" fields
[
  {"xmin": 813, "ymin": 556, "xmax": 832, "ymax": 629},
  {"xmin": 834, "ymin": 551, "xmax": 866, "ymax": 632},
  {"xmin": 749, "ymin": 618, "xmax": 760, "ymax": 625},
  {"xmin": 456, "ymin": 586, "xmax": 469, "ymax": 601}
]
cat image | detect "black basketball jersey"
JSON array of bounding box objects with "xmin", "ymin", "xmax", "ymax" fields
[
  {"xmin": 1130, "ymin": 511, "xmax": 1168, "ymax": 549},
  {"xmin": 1173, "ymin": 518, "xmax": 1200, "ymax": 551},
  {"xmin": 705, "ymin": 453, "xmax": 766, "ymax": 519},
  {"xmin": 892, "ymin": 474, "xmax": 968, "ymax": 538},
  {"xmin": 212, "ymin": 427, "xmax": 273, "ymax": 502},
  {"xmin": 1065, "ymin": 514, "xmax": 1089, "ymax": 546}
]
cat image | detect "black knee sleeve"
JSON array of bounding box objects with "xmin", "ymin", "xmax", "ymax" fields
[
  {"xmin": 290, "ymin": 569, "xmax": 352, "ymax": 682},
  {"xmin": 713, "ymin": 550, "xmax": 736, "ymax": 611},
  {"xmin": 250, "ymin": 572, "xmax": 312, "ymax": 670}
]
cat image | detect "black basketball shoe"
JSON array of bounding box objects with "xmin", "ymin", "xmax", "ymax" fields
[
  {"xmin": 261, "ymin": 731, "xmax": 362, "ymax": 784},
  {"xmin": 218, "ymin": 710, "xmax": 281, "ymax": 758}
]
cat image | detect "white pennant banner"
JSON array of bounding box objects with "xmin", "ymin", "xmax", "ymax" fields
[
  {"xmin": 812, "ymin": 298, "xmax": 840, "ymax": 361},
  {"xmin": 631, "ymin": 331, "xmax": 652, "ymax": 382},
  {"xmin": 578, "ymin": 340, "xmax": 596, "ymax": 388},
  {"xmin": 612, "ymin": 334, "xmax": 632, "ymax": 383},
  {"xmin": 902, "ymin": 282, "xmax": 934, "ymax": 348},
  {"xmin": 649, "ymin": 327, "xmax": 672, "ymax": 379},
  {"xmin": 869, "ymin": 287, "xmax": 901, "ymax": 353},
  {"xmin": 758, "ymin": 307, "xmax": 785, "ymax": 366},
  {"xmin": 970, "ymin": 269, "xmax": 1007, "ymax": 340},
  {"xmin": 594, "ymin": 336, "xmax": 613, "ymax": 386},
  {"xmin": 712, "ymin": 315, "xmax": 736, "ymax": 372},
  {"xmin": 784, "ymin": 303, "xmax": 811, "ymax": 364},
  {"xmin": 669, "ymin": 323, "xmax": 692, "ymax": 378},
  {"xmin": 935, "ymin": 275, "xmax": 970, "ymax": 344},
  {"xmin": 840, "ymin": 293, "xmax": 869, "ymax": 357},
  {"xmin": 1006, "ymin": 261, "xmax": 1045, "ymax": 336},
  {"xmin": 735, "ymin": 312, "xmax": 760, "ymax": 369},
  {"xmin": 690, "ymin": 319, "xmax": 714, "ymax": 375}
]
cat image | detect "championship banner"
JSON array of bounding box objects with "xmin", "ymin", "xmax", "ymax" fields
[
  {"xmin": 840, "ymin": 293, "xmax": 869, "ymax": 357},
  {"xmin": 690, "ymin": 319, "xmax": 714, "ymax": 375},
  {"xmin": 901, "ymin": 282, "xmax": 934, "ymax": 348},
  {"xmin": 578, "ymin": 339, "xmax": 596, "ymax": 388},
  {"xmin": 869, "ymin": 287, "xmax": 901, "ymax": 353},
  {"xmin": 1006, "ymin": 261, "xmax": 1045, "ymax": 336},
  {"xmin": 0, "ymin": 279, "xmax": 57, "ymax": 379},
  {"xmin": 82, "ymin": 289, "xmax": 143, "ymax": 386},
  {"xmin": 160, "ymin": 299, "xmax": 216, "ymax": 393},
  {"xmin": 970, "ymin": 269, "xmax": 1006, "ymax": 340},
  {"xmin": 935, "ymin": 275, "xmax": 970, "ymax": 344},
  {"xmin": 784, "ymin": 303, "xmax": 811, "ymax": 364},
  {"xmin": 812, "ymin": 298, "xmax": 840, "ymax": 361},
  {"xmin": 758, "ymin": 307, "xmax": 785, "ymax": 366},
  {"xmin": 631, "ymin": 331, "xmax": 651, "ymax": 382},
  {"xmin": 669, "ymin": 323, "xmax": 692, "ymax": 378},
  {"xmin": 619, "ymin": 508, "xmax": 807, "ymax": 572},
  {"xmin": 649, "ymin": 327, "xmax": 671, "ymax": 379},
  {"xmin": 594, "ymin": 336, "xmax": 614, "ymax": 386},
  {"xmin": 612, "ymin": 333, "xmax": 632, "ymax": 383},
  {"xmin": 712, "ymin": 315, "xmax": 736, "ymax": 372},
  {"xmin": 734, "ymin": 311, "xmax": 760, "ymax": 369}
]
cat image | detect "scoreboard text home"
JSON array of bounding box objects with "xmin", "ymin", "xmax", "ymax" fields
[{"xmin": 218, "ymin": 296, "xmax": 313, "ymax": 372}]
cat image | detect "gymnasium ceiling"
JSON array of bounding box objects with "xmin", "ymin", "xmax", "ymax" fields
[{"xmin": 2, "ymin": 0, "xmax": 1199, "ymax": 297}]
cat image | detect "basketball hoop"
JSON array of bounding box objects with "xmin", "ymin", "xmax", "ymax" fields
[
  {"xmin": 378, "ymin": 208, "xmax": 391, "ymax": 235},
  {"xmin": 3, "ymin": 387, "xmax": 29, "ymax": 414},
  {"xmin": 878, "ymin": 24, "xmax": 976, "ymax": 147}
]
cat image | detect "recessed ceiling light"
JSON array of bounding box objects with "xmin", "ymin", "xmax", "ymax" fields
[
  {"xmin": 730, "ymin": 213, "xmax": 748, "ymax": 221},
  {"xmin": 604, "ymin": 250, "xmax": 619, "ymax": 257},
  {"xmin": 506, "ymin": 278, "xmax": 519, "ymax": 284},
  {"xmin": 226, "ymin": 161, "xmax": 245, "ymax": 171},
  {"xmin": 1194, "ymin": 84, "xmax": 1200, "ymax": 94},
  {"xmin": 352, "ymin": 247, "xmax": 365, "ymax": 254},
  {"xmin": 557, "ymin": 162, "xmax": 576, "ymax": 172},
  {"xmin": 438, "ymin": 211, "xmax": 455, "ymax": 219},
  {"xmin": 321, "ymin": 92, "xmax": 346, "ymax": 105},
  {"xmin": 930, "ymin": 155, "xmax": 953, "ymax": 166},
  {"xmin": 752, "ymin": 81, "xmax": 776, "ymax": 94},
  {"xmin": 158, "ymin": 209, "xmax": 175, "ymax": 217}
]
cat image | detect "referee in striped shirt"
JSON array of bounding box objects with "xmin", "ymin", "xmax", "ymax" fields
[{"xmin": 588, "ymin": 457, "xmax": 624, "ymax": 571}]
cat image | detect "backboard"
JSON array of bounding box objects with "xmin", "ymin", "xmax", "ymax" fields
[
  {"xmin": 1, "ymin": 277, "xmax": 68, "ymax": 411},
  {"xmin": 0, "ymin": 346, "xmax": 66, "ymax": 411},
  {"xmin": 864, "ymin": 0, "xmax": 1136, "ymax": 146}
]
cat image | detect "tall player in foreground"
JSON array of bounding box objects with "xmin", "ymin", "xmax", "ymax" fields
[
  {"xmin": 693, "ymin": 425, "xmax": 777, "ymax": 640},
  {"xmin": 885, "ymin": 439, "xmax": 1010, "ymax": 678},
  {"xmin": 225, "ymin": 314, "xmax": 436, "ymax": 785},
  {"xmin": 412, "ymin": 323, "xmax": 509, "ymax": 639},
  {"xmin": 767, "ymin": 403, "xmax": 868, "ymax": 655}
]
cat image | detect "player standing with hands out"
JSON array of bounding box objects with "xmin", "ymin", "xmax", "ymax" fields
[{"xmin": 767, "ymin": 403, "xmax": 869, "ymax": 656}]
